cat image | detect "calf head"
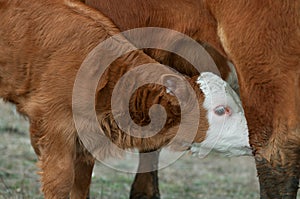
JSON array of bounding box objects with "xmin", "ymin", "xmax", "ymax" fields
[{"xmin": 160, "ymin": 72, "xmax": 252, "ymax": 157}]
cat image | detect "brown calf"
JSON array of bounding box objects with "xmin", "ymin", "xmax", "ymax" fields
[
  {"xmin": 85, "ymin": 0, "xmax": 300, "ymax": 198},
  {"xmin": 84, "ymin": 1, "xmax": 241, "ymax": 198},
  {"xmin": 0, "ymin": 0, "xmax": 250, "ymax": 198}
]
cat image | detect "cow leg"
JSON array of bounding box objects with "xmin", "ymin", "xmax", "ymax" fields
[
  {"xmin": 28, "ymin": 121, "xmax": 74, "ymax": 198},
  {"xmin": 70, "ymin": 147, "xmax": 95, "ymax": 199},
  {"xmin": 255, "ymin": 129, "xmax": 300, "ymax": 199},
  {"xmin": 33, "ymin": 127, "xmax": 76, "ymax": 198},
  {"xmin": 39, "ymin": 149, "xmax": 75, "ymax": 198},
  {"xmin": 256, "ymin": 159, "xmax": 299, "ymax": 199},
  {"xmin": 86, "ymin": 190, "xmax": 90, "ymax": 199},
  {"xmin": 130, "ymin": 150, "xmax": 160, "ymax": 199}
]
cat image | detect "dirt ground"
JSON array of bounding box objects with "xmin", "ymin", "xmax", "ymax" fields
[{"xmin": 0, "ymin": 100, "xmax": 295, "ymax": 199}]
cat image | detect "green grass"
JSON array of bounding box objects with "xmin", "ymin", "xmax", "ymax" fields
[{"xmin": 0, "ymin": 100, "xmax": 297, "ymax": 199}]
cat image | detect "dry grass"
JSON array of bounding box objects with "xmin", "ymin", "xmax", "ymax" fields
[{"xmin": 0, "ymin": 100, "xmax": 294, "ymax": 199}]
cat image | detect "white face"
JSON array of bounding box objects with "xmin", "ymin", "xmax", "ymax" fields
[{"xmin": 191, "ymin": 72, "xmax": 252, "ymax": 157}]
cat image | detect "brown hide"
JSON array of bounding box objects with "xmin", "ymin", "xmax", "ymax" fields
[
  {"xmin": 0, "ymin": 0, "xmax": 209, "ymax": 198},
  {"xmin": 83, "ymin": 1, "xmax": 237, "ymax": 198},
  {"xmin": 205, "ymin": 1, "xmax": 300, "ymax": 198},
  {"xmin": 85, "ymin": 0, "xmax": 235, "ymax": 83},
  {"xmin": 85, "ymin": 0, "xmax": 223, "ymax": 53},
  {"xmin": 85, "ymin": 0, "xmax": 300, "ymax": 198}
]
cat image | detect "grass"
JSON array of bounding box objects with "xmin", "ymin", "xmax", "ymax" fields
[{"xmin": 0, "ymin": 100, "xmax": 295, "ymax": 199}]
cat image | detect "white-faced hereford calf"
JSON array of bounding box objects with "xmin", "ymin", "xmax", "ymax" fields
[
  {"xmin": 83, "ymin": 1, "xmax": 240, "ymax": 197},
  {"xmin": 85, "ymin": 0, "xmax": 300, "ymax": 198},
  {"xmin": 0, "ymin": 0, "xmax": 250, "ymax": 198}
]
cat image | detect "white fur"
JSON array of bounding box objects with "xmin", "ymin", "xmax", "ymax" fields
[{"xmin": 191, "ymin": 72, "xmax": 252, "ymax": 157}]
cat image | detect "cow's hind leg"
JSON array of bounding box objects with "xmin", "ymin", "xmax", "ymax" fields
[
  {"xmin": 70, "ymin": 142, "xmax": 95, "ymax": 199},
  {"xmin": 130, "ymin": 150, "xmax": 160, "ymax": 199}
]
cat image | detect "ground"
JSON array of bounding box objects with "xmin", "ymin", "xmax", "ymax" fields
[{"xmin": 0, "ymin": 100, "xmax": 286, "ymax": 199}]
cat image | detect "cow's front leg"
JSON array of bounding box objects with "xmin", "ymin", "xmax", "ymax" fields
[
  {"xmin": 70, "ymin": 145, "xmax": 95, "ymax": 199},
  {"xmin": 36, "ymin": 129, "xmax": 77, "ymax": 199},
  {"xmin": 130, "ymin": 150, "xmax": 160, "ymax": 199}
]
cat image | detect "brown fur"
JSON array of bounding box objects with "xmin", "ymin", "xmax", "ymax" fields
[
  {"xmin": 85, "ymin": 0, "xmax": 300, "ymax": 198},
  {"xmin": 83, "ymin": 1, "xmax": 238, "ymax": 198},
  {"xmin": 205, "ymin": 1, "xmax": 300, "ymax": 198},
  {"xmin": 0, "ymin": 0, "xmax": 210, "ymax": 198},
  {"xmin": 85, "ymin": 0, "xmax": 235, "ymax": 82}
]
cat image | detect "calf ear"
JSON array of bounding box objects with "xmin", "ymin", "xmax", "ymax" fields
[
  {"xmin": 161, "ymin": 74, "xmax": 180, "ymax": 95},
  {"xmin": 160, "ymin": 74, "xmax": 190, "ymax": 101}
]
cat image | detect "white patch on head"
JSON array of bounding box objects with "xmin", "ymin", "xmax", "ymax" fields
[{"xmin": 191, "ymin": 72, "xmax": 252, "ymax": 157}]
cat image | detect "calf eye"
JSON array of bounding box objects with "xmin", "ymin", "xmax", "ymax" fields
[{"xmin": 214, "ymin": 105, "xmax": 231, "ymax": 116}]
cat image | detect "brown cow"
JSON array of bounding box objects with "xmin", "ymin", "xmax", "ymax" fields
[
  {"xmin": 83, "ymin": 0, "xmax": 236, "ymax": 198},
  {"xmin": 85, "ymin": 0, "xmax": 300, "ymax": 198},
  {"xmin": 83, "ymin": 1, "xmax": 241, "ymax": 198},
  {"xmin": 206, "ymin": 2, "xmax": 300, "ymax": 198},
  {"xmin": 0, "ymin": 0, "xmax": 250, "ymax": 198}
]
